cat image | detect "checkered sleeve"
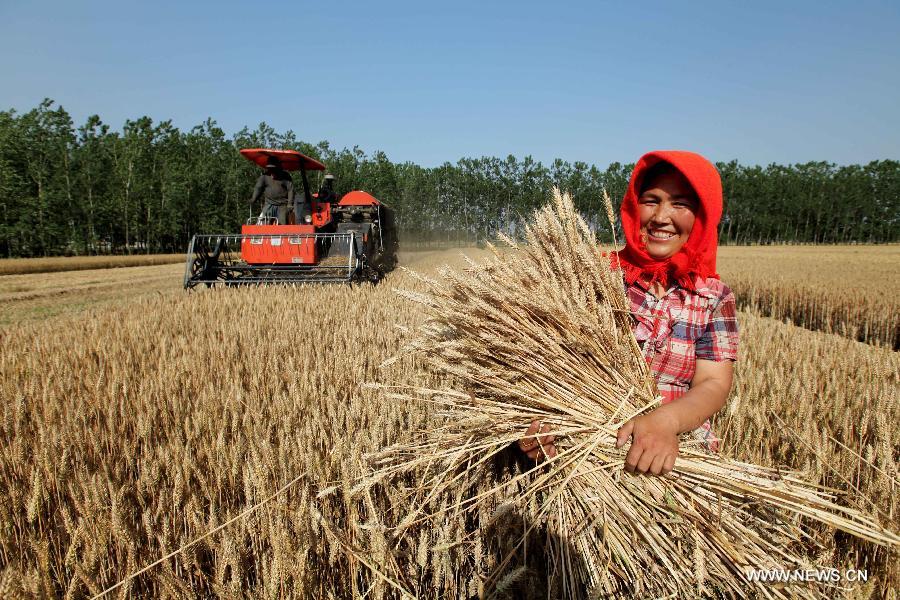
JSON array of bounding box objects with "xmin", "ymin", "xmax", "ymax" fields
[{"xmin": 695, "ymin": 284, "xmax": 739, "ymax": 361}]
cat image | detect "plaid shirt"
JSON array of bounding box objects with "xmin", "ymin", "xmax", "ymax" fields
[{"xmin": 626, "ymin": 276, "xmax": 739, "ymax": 451}]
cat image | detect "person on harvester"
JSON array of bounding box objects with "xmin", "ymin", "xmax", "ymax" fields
[
  {"xmin": 317, "ymin": 174, "xmax": 337, "ymax": 204},
  {"xmin": 519, "ymin": 151, "xmax": 740, "ymax": 477},
  {"xmin": 250, "ymin": 157, "xmax": 295, "ymax": 224}
]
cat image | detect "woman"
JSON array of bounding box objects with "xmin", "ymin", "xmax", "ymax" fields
[{"xmin": 519, "ymin": 151, "xmax": 739, "ymax": 476}]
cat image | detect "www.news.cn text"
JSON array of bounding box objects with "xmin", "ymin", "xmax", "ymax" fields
[{"xmin": 745, "ymin": 568, "xmax": 869, "ymax": 584}]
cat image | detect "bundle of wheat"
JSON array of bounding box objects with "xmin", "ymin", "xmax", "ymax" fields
[{"xmin": 365, "ymin": 190, "xmax": 899, "ymax": 599}]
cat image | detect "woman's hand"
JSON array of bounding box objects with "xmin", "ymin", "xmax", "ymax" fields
[
  {"xmin": 518, "ymin": 420, "xmax": 557, "ymax": 462},
  {"xmin": 616, "ymin": 409, "xmax": 680, "ymax": 476}
]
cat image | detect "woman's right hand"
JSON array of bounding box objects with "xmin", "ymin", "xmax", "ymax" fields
[{"xmin": 518, "ymin": 420, "xmax": 557, "ymax": 462}]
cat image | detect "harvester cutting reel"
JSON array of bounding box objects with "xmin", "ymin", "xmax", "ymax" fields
[{"xmin": 183, "ymin": 231, "xmax": 382, "ymax": 289}]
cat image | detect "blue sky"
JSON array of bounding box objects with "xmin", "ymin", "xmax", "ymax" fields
[{"xmin": 1, "ymin": 0, "xmax": 898, "ymax": 167}]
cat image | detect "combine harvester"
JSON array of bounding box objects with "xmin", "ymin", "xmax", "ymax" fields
[{"xmin": 184, "ymin": 148, "xmax": 398, "ymax": 288}]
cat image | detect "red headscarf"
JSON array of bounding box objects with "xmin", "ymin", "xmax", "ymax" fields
[{"xmin": 612, "ymin": 150, "xmax": 723, "ymax": 291}]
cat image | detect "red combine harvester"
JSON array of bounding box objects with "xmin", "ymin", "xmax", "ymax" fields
[{"xmin": 183, "ymin": 148, "xmax": 398, "ymax": 288}]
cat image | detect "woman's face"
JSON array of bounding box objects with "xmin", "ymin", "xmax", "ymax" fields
[{"xmin": 637, "ymin": 169, "xmax": 698, "ymax": 260}]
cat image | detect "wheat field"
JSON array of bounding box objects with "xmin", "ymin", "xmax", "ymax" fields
[
  {"xmin": 0, "ymin": 254, "xmax": 185, "ymax": 276},
  {"xmin": 717, "ymin": 245, "xmax": 900, "ymax": 349},
  {"xmin": 0, "ymin": 246, "xmax": 897, "ymax": 598}
]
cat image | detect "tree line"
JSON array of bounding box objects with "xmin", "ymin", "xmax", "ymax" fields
[{"xmin": 0, "ymin": 99, "xmax": 896, "ymax": 257}]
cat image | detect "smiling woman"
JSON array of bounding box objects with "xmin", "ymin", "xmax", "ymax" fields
[{"xmin": 521, "ymin": 151, "xmax": 739, "ymax": 477}]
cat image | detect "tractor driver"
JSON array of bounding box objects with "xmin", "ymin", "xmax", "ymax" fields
[
  {"xmin": 250, "ymin": 157, "xmax": 295, "ymax": 224},
  {"xmin": 317, "ymin": 173, "xmax": 337, "ymax": 204}
]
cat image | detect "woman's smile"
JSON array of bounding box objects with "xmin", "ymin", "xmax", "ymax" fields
[{"xmin": 647, "ymin": 227, "xmax": 676, "ymax": 240}]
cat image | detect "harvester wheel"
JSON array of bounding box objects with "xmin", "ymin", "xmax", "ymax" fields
[
  {"xmin": 189, "ymin": 256, "xmax": 215, "ymax": 288},
  {"xmin": 360, "ymin": 263, "xmax": 384, "ymax": 286},
  {"xmin": 187, "ymin": 237, "xmax": 229, "ymax": 288}
]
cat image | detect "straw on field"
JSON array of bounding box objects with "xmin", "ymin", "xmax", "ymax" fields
[{"xmin": 362, "ymin": 189, "xmax": 899, "ymax": 599}]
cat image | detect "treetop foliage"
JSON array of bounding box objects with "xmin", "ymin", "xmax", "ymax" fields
[{"xmin": 0, "ymin": 99, "xmax": 896, "ymax": 257}]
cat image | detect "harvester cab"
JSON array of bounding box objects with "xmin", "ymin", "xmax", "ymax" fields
[{"xmin": 183, "ymin": 148, "xmax": 398, "ymax": 288}]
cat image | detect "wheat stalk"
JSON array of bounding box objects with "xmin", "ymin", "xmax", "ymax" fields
[{"xmin": 365, "ymin": 189, "xmax": 899, "ymax": 599}]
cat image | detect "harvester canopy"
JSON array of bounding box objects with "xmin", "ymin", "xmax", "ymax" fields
[{"xmin": 239, "ymin": 148, "xmax": 326, "ymax": 172}]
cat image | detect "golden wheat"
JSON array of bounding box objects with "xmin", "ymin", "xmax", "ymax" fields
[
  {"xmin": 0, "ymin": 254, "xmax": 185, "ymax": 276},
  {"xmin": 0, "ymin": 246, "xmax": 896, "ymax": 598},
  {"xmin": 717, "ymin": 245, "xmax": 900, "ymax": 349},
  {"xmin": 360, "ymin": 193, "xmax": 898, "ymax": 598}
]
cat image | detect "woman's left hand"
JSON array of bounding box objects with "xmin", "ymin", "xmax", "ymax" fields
[{"xmin": 616, "ymin": 409, "xmax": 680, "ymax": 476}]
